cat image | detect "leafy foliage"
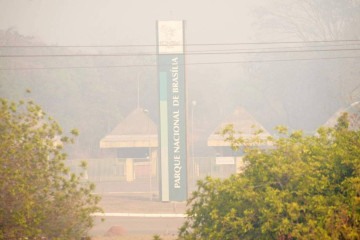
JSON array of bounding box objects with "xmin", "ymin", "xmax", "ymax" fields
[
  {"xmin": 179, "ymin": 114, "xmax": 360, "ymax": 239},
  {"xmin": 0, "ymin": 97, "xmax": 102, "ymax": 239}
]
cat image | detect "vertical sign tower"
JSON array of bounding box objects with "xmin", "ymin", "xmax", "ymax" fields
[{"xmin": 157, "ymin": 21, "xmax": 188, "ymax": 202}]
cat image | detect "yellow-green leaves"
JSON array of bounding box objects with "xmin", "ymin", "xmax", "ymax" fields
[
  {"xmin": 179, "ymin": 114, "xmax": 360, "ymax": 239},
  {"xmin": 0, "ymin": 98, "xmax": 102, "ymax": 239},
  {"xmin": 71, "ymin": 128, "xmax": 79, "ymax": 136}
]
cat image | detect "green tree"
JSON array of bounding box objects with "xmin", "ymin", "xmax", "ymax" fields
[
  {"xmin": 0, "ymin": 97, "xmax": 102, "ymax": 239},
  {"xmin": 179, "ymin": 115, "xmax": 360, "ymax": 239}
]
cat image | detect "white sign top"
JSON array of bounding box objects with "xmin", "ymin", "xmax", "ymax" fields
[{"xmin": 158, "ymin": 21, "xmax": 184, "ymax": 54}]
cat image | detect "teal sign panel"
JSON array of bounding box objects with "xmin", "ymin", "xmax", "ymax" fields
[{"xmin": 158, "ymin": 54, "xmax": 187, "ymax": 201}]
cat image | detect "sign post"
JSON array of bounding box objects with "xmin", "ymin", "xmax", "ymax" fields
[{"xmin": 157, "ymin": 21, "xmax": 188, "ymax": 202}]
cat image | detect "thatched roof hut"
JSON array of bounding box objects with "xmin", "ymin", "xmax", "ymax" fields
[
  {"xmin": 207, "ymin": 106, "xmax": 271, "ymax": 147},
  {"xmin": 100, "ymin": 108, "xmax": 158, "ymax": 148}
]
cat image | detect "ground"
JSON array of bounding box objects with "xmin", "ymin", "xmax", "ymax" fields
[{"xmin": 89, "ymin": 192, "xmax": 187, "ymax": 240}]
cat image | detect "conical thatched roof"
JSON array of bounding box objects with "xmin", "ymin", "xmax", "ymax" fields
[
  {"xmin": 207, "ymin": 107, "xmax": 271, "ymax": 147},
  {"xmin": 100, "ymin": 108, "xmax": 158, "ymax": 148}
]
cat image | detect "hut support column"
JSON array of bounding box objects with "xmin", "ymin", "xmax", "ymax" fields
[{"xmin": 125, "ymin": 158, "xmax": 134, "ymax": 182}]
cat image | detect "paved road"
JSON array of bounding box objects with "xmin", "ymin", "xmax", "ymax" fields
[
  {"xmin": 90, "ymin": 215, "xmax": 185, "ymax": 237},
  {"xmin": 89, "ymin": 189, "xmax": 188, "ymax": 238}
]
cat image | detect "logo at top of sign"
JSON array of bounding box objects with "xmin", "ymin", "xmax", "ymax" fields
[{"xmin": 158, "ymin": 21, "xmax": 184, "ymax": 54}]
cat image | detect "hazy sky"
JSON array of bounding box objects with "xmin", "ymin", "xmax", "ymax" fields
[
  {"xmin": 1, "ymin": 0, "xmax": 359, "ymax": 135},
  {"xmin": 0, "ymin": 0, "xmax": 269, "ymax": 45}
]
